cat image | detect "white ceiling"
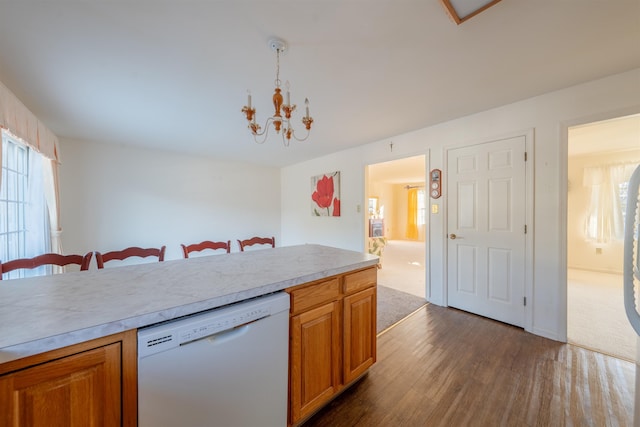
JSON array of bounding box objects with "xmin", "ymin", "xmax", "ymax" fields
[
  {"xmin": 0, "ymin": 1, "xmax": 638, "ymax": 168},
  {"xmin": 569, "ymin": 114, "xmax": 640, "ymax": 157}
]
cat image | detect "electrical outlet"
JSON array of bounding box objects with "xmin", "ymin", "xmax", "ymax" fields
[{"xmin": 595, "ymin": 247, "xmax": 602, "ymax": 255}]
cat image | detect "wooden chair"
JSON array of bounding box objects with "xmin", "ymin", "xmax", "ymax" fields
[
  {"xmin": 237, "ymin": 236, "xmax": 275, "ymax": 252},
  {"xmin": 95, "ymin": 246, "xmax": 166, "ymax": 269},
  {"xmin": 0, "ymin": 252, "xmax": 93, "ymax": 280},
  {"xmin": 181, "ymin": 240, "xmax": 231, "ymax": 258}
]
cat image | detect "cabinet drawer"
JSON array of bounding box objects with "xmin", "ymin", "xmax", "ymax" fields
[
  {"xmin": 343, "ymin": 267, "xmax": 376, "ymax": 295},
  {"xmin": 289, "ymin": 278, "xmax": 341, "ymax": 314}
]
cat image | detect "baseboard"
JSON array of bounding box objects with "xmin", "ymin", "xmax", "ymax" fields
[
  {"xmin": 531, "ymin": 326, "xmax": 563, "ymax": 343},
  {"xmin": 567, "ymin": 266, "xmax": 623, "ymax": 275}
]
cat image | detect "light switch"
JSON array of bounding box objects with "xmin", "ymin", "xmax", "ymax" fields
[{"xmin": 431, "ymin": 204, "xmax": 439, "ymax": 214}]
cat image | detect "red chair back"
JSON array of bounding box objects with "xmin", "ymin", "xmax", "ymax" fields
[
  {"xmin": 181, "ymin": 240, "xmax": 231, "ymax": 258},
  {"xmin": 95, "ymin": 246, "xmax": 166, "ymax": 269},
  {"xmin": 237, "ymin": 236, "xmax": 275, "ymax": 252},
  {"xmin": 0, "ymin": 252, "xmax": 93, "ymax": 280}
]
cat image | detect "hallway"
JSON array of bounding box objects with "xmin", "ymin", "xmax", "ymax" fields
[{"xmin": 377, "ymin": 239, "xmax": 425, "ymax": 298}]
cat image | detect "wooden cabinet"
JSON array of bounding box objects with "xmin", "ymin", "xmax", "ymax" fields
[
  {"xmin": 343, "ymin": 267, "xmax": 377, "ymax": 384},
  {"xmin": 290, "ymin": 300, "xmax": 341, "ymax": 422},
  {"xmin": 287, "ymin": 266, "xmax": 377, "ymax": 426},
  {"xmin": 343, "ymin": 286, "xmax": 376, "ymax": 383},
  {"xmin": 0, "ymin": 330, "xmax": 137, "ymax": 427}
]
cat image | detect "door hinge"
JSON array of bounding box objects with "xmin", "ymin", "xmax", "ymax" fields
[
  {"xmin": 524, "ymin": 224, "xmax": 527, "ymax": 234},
  {"xmin": 524, "ymin": 152, "xmax": 528, "ymax": 161},
  {"xmin": 524, "ymin": 297, "xmax": 527, "ymax": 306}
]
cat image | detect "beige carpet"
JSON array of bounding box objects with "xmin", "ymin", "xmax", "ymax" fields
[
  {"xmin": 377, "ymin": 239, "xmax": 425, "ymax": 298},
  {"xmin": 568, "ymin": 268, "xmax": 637, "ymax": 362}
]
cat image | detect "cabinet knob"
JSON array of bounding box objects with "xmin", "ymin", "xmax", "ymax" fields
[{"xmin": 449, "ymin": 233, "xmax": 457, "ymax": 240}]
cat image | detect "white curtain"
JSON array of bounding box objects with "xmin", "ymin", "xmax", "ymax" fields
[
  {"xmin": 43, "ymin": 158, "xmax": 62, "ymax": 256},
  {"xmin": 583, "ymin": 162, "xmax": 638, "ymax": 243},
  {"xmin": 23, "ymin": 149, "xmax": 51, "ymax": 277},
  {"xmin": 0, "ymin": 79, "xmax": 62, "ymax": 255}
]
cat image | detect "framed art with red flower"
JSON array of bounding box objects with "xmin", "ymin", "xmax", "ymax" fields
[{"xmin": 311, "ymin": 171, "xmax": 341, "ymax": 216}]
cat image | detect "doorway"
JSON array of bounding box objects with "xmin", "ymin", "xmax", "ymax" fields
[
  {"xmin": 566, "ymin": 114, "xmax": 640, "ymax": 361},
  {"xmin": 367, "ymin": 155, "xmax": 426, "ymax": 298}
]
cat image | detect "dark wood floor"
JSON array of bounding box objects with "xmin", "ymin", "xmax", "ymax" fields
[{"xmin": 303, "ymin": 304, "xmax": 635, "ymax": 427}]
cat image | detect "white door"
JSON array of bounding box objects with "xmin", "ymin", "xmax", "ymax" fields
[{"xmin": 447, "ymin": 136, "xmax": 527, "ymax": 327}]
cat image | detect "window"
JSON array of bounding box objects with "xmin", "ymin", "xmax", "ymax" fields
[
  {"xmin": 417, "ymin": 189, "xmax": 426, "ymax": 226},
  {"xmin": 1, "ymin": 136, "xmax": 28, "ymax": 262},
  {"xmin": 583, "ymin": 162, "xmax": 639, "ymax": 243},
  {"xmin": 619, "ymin": 181, "xmax": 630, "ymax": 225},
  {"xmin": 0, "ymin": 131, "xmax": 50, "ymax": 279}
]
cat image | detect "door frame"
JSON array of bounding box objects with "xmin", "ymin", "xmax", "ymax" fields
[
  {"xmin": 560, "ymin": 106, "xmax": 640, "ymax": 342},
  {"xmin": 443, "ymin": 129, "xmax": 535, "ymax": 333},
  {"xmin": 364, "ymin": 152, "xmax": 429, "ymax": 299}
]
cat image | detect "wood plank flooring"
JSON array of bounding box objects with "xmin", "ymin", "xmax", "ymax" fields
[{"xmin": 302, "ymin": 304, "xmax": 635, "ymax": 426}]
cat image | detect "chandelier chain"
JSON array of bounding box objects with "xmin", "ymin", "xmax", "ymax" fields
[{"xmin": 275, "ymin": 48, "xmax": 281, "ymax": 88}]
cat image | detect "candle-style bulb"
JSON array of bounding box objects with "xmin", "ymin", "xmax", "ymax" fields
[
  {"xmin": 305, "ymin": 98, "xmax": 310, "ymax": 117},
  {"xmin": 285, "ymin": 81, "xmax": 290, "ymax": 105},
  {"xmin": 247, "ymin": 90, "xmax": 252, "ymax": 108}
]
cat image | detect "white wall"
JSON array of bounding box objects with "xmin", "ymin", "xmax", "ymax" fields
[
  {"xmin": 59, "ymin": 139, "xmax": 281, "ymax": 262},
  {"xmin": 281, "ymin": 158, "xmax": 366, "ymax": 252},
  {"xmin": 281, "ymin": 68, "xmax": 640, "ymax": 342}
]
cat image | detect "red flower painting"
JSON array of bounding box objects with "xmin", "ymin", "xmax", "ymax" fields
[
  {"xmin": 311, "ymin": 172, "xmax": 341, "ymax": 216},
  {"xmin": 332, "ymin": 197, "xmax": 340, "ymax": 216},
  {"xmin": 312, "ymin": 175, "xmax": 334, "ymax": 208}
]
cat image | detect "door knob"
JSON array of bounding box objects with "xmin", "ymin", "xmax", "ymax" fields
[{"xmin": 449, "ymin": 233, "xmax": 457, "ymax": 240}]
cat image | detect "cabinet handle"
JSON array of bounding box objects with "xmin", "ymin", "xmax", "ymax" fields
[{"xmin": 449, "ymin": 233, "xmax": 457, "ymax": 240}]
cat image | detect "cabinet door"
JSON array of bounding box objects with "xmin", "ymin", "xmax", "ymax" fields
[
  {"xmin": 343, "ymin": 286, "xmax": 377, "ymax": 384},
  {"xmin": 290, "ymin": 300, "xmax": 341, "ymax": 424},
  {"xmin": 0, "ymin": 342, "xmax": 122, "ymax": 427}
]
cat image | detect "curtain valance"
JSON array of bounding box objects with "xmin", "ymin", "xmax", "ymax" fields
[{"xmin": 0, "ymin": 80, "xmax": 59, "ymax": 161}]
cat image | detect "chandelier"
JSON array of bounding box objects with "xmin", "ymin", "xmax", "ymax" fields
[{"xmin": 241, "ymin": 38, "xmax": 313, "ymax": 145}]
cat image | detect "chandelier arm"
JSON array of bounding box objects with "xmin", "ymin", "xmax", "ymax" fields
[
  {"xmin": 289, "ymin": 127, "xmax": 312, "ymax": 142},
  {"xmin": 250, "ymin": 118, "xmax": 275, "ymax": 144},
  {"xmin": 280, "ymin": 131, "xmax": 290, "ymax": 147}
]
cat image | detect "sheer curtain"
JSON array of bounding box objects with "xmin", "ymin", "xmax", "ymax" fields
[
  {"xmin": 583, "ymin": 162, "xmax": 638, "ymax": 243},
  {"xmin": 43, "ymin": 158, "xmax": 62, "ymax": 255},
  {"xmin": 23, "ymin": 148, "xmax": 51, "ymax": 276},
  {"xmin": 0, "ymin": 80, "xmax": 61, "ymax": 258}
]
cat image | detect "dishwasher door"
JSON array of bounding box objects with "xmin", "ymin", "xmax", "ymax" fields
[{"xmin": 138, "ymin": 292, "xmax": 290, "ymax": 427}]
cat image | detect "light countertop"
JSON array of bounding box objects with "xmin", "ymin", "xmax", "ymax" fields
[{"xmin": 0, "ymin": 244, "xmax": 377, "ymax": 364}]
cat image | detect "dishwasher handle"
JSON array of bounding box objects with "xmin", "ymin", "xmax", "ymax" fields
[{"xmin": 180, "ymin": 320, "xmax": 256, "ymax": 347}]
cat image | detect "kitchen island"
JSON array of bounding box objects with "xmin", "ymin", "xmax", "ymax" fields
[{"xmin": 0, "ymin": 244, "xmax": 378, "ymax": 426}]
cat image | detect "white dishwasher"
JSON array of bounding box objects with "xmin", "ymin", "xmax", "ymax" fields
[{"xmin": 137, "ymin": 292, "xmax": 290, "ymax": 427}]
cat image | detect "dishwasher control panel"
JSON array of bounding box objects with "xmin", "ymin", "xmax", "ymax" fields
[
  {"xmin": 138, "ymin": 292, "xmax": 290, "ymax": 359},
  {"xmin": 179, "ymin": 306, "xmax": 270, "ymax": 344}
]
